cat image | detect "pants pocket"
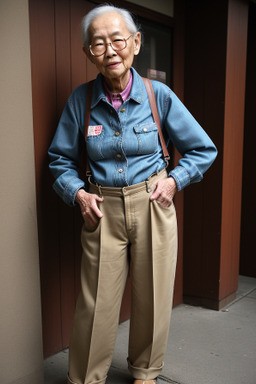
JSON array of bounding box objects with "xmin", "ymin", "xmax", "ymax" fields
[{"xmin": 83, "ymin": 218, "xmax": 101, "ymax": 233}]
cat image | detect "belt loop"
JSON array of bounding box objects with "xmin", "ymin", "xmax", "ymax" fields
[
  {"xmin": 145, "ymin": 170, "xmax": 158, "ymax": 193},
  {"xmin": 94, "ymin": 180, "xmax": 103, "ymax": 197},
  {"xmin": 145, "ymin": 179, "xmax": 151, "ymax": 193},
  {"xmin": 98, "ymin": 184, "xmax": 103, "ymax": 198}
]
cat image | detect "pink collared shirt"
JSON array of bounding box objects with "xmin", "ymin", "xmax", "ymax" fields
[{"xmin": 104, "ymin": 71, "xmax": 133, "ymax": 111}]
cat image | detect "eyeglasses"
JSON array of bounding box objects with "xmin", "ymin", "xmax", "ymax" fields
[{"xmin": 89, "ymin": 35, "xmax": 133, "ymax": 57}]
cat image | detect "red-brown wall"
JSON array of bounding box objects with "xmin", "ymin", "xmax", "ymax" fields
[
  {"xmin": 183, "ymin": 0, "xmax": 248, "ymax": 309},
  {"xmin": 29, "ymin": 0, "xmax": 100, "ymax": 357}
]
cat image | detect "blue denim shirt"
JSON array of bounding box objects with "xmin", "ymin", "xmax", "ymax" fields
[{"xmin": 48, "ymin": 67, "xmax": 217, "ymax": 206}]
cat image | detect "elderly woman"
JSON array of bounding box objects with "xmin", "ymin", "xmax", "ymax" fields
[{"xmin": 49, "ymin": 4, "xmax": 217, "ymax": 384}]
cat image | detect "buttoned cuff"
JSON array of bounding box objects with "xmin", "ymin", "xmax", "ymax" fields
[
  {"xmin": 53, "ymin": 177, "xmax": 85, "ymax": 206},
  {"xmin": 169, "ymin": 166, "xmax": 190, "ymax": 191}
]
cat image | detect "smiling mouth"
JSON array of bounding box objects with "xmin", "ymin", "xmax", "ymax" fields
[{"xmin": 107, "ymin": 62, "xmax": 121, "ymax": 68}]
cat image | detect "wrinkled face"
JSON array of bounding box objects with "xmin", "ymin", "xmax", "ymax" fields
[{"xmin": 84, "ymin": 11, "xmax": 141, "ymax": 83}]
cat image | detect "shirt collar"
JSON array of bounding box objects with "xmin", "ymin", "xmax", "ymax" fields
[
  {"xmin": 129, "ymin": 67, "xmax": 144, "ymax": 104},
  {"xmin": 90, "ymin": 67, "xmax": 144, "ymax": 109},
  {"xmin": 103, "ymin": 71, "xmax": 133, "ymax": 105}
]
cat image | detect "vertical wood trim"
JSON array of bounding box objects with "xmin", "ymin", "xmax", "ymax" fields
[
  {"xmin": 55, "ymin": 0, "xmax": 77, "ymax": 349},
  {"xmin": 220, "ymin": 0, "xmax": 248, "ymax": 299},
  {"xmin": 71, "ymin": 0, "xmax": 88, "ymax": 88}
]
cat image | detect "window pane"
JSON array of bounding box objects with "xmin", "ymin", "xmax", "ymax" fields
[{"xmin": 134, "ymin": 18, "xmax": 172, "ymax": 86}]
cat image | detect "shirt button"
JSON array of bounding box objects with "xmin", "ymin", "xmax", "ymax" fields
[
  {"xmin": 143, "ymin": 127, "xmax": 147, "ymax": 132},
  {"xmin": 116, "ymin": 154, "xmax": 122, "ymax": 158},
  {"xmin": 115, "ymin": 132, "xmax": 120, "ymax": 136},
  {"xmin": 120, "ymin": 108, "xmax": 126, "ymax": 113},
  {"xmin": 118, "ymin": 168, "xmax": 123, "ymax": 173}
]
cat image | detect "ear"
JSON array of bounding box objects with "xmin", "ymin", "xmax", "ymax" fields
[
  {"xmin": 83, "ymin": 46, "xmax": 95, "ymax": 64},
  {"xmin": 133, "ymin": 32, "xmax": 141, "ymax": 56}
]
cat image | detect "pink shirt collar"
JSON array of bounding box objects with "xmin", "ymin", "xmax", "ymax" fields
[{"xmin": 104, "ymin": 71, "xmax": 133, "ymax": 111}]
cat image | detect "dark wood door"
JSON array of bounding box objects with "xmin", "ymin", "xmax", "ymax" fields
[
  {"xmin": 240, "ymin": 2, "xmax": 256, "ymax": 278},
  {"xmin": 29, "ymin": 0, "xmax": 182, "ymax": 357},
  {"xmin": 30, "ymin": 0, "xmax": 97, "ymax": 358}
]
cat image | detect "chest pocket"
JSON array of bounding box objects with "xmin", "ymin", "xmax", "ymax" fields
[
  {"xmin": 86, "ymin": 132, "xmax": 104, "ymax": 161},
  {"xmin": 133, "ymin": 122, "xmax": 158, "ymax": 155}
]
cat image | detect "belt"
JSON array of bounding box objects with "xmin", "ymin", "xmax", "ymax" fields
[{"xmin": 89, "ymin": 168, "xmax": 167, "ymax": 197}]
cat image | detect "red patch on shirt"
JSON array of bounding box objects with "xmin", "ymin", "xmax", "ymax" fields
[{"xmin": 88, "ymin": 125, "xmax": 103, "ymax": 136}]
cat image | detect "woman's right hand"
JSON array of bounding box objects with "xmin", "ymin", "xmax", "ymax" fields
[{"xmin": 75, "ymin": 189, "xmax": 104, "ymax": 229}]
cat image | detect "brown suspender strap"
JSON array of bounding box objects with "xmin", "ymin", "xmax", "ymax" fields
[
  {"xmin": 142, "ymin": 77, "xmax": 170, "ymax": 163},
  {"xmin": 84, "ymin": 80, "xmax": 95, "ymax": 176},
  {"xmin": 84, "ymin": 80, "xmax": 94, "ymax": 140}
]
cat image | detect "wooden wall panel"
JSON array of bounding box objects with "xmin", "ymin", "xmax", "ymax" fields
[
  {"xmin": 183, "ymin": 0, "xmax": 226, "ymax": 306},
  {"xmin": 219, "ymin": 0, "xmax": 248, "ymax": 299},
  {"xmin": 29, "ymin": 0, "xmax": 62, "ymax": 356},
  {"xmin": 55, "ymin": 0, "xmax": 77, "ymax": 349},
  {"xmin": 71, "ymin": 0, "xmax": 94, "ymax": 88},
  {"xmin": 183, "ymin": 0, "xmax": 248, "ymax": 309}
]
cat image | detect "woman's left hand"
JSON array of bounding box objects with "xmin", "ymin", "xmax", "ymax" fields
[{"xmin": 150, "ymin": 177, "xmax": 177, "ymax": 208}]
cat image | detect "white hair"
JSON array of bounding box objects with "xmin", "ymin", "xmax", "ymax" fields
[{"xmin": 81, "ymin": 4, "xmax": 139, "ymax": 47}]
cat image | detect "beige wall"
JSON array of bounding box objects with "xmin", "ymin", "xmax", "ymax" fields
[
  {"xmin": 0, "ymin": 0, "xmax": 43, "ymax": 383},
  {"xmin": 129, "ymin": 0, "xmax": 173, "ymax": 17}
]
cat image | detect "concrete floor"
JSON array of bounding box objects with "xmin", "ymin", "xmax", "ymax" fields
[{"xmin": 44, "ymin": 275, "xmax": 256, "ymax": 384}]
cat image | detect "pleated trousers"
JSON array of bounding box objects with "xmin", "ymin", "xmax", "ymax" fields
[{"xmin": 68, "ymin": 169, "xmax": 178, "ymax": 384}]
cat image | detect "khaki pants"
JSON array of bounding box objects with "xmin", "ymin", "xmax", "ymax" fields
[{"xmin": 68, "ymin": 169, "xmax": 178, "ymax": 384}]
